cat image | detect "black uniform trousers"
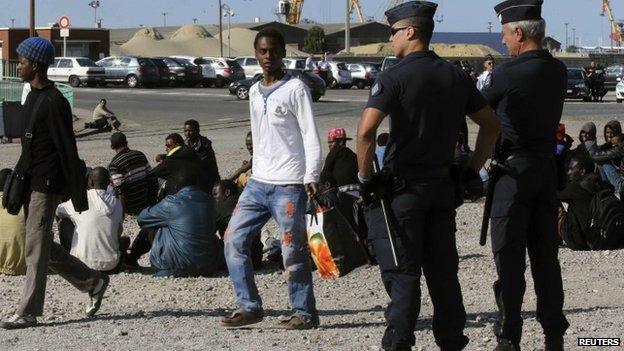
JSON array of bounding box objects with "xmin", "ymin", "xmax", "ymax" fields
[
  {"xmin": 366, "ymin": 178, "xmax": 469, "ymax": 350},
  {"xmin": 490, "ymin": 156, "xmax": 569, "ymax": 343}
]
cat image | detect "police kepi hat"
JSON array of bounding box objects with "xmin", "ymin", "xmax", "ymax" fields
[
  {"xmin": 385, "ymin": 1, "xmax": 438, "ymax": 27},
  {"xmin": 494, "ymin": 0, "xmax": 543, "ymax": 24}
]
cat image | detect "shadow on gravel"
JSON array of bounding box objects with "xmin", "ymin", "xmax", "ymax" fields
[{"xmin": 459, "ymin": 254, "xmax": 484, "ymax": 260}]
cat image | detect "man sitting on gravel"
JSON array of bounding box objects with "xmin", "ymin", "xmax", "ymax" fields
[
  {"xmin": 220, "ymin": 28, "xmax": 322, "ymax": 330},
  {"xmin": 137, "ymin": 169, "xmax": 218, "ymax": 277},
  {"xmin": 151, "ymin": 133, "xmax": 201, "ymax": 199},
  {"xmin": 56, "ymin": 167, "xmax": 124, "ymax": 273},
  {"xmin": 86, "ymin": 99, "xmax": 120, "ymax": 131},
  {"xmin": 557, "ymin": 155, "xmax": 608, "ymax": 250},
  {"xmin": 184, "ymin": 119, "xmax": 220, "ymax": 192},
  {"xmin": 228, "ymin": 131, "xmax": 253, "ymax": 190}
]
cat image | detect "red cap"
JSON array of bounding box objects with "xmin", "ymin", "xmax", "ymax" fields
[{"xmin": 328, "ymin": 128, "xmax": 352, "ymax": 140}]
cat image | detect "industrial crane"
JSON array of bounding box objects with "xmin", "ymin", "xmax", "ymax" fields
[
  {"xmin": 278, "ymin": 0, "xmax": 365, "ymax": 25},
  {"xmin": 601, "ymin": 0, "xmax": 624, "ymax": 47}
]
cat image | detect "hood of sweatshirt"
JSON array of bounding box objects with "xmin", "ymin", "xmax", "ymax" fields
[
  {"xmin": 580, "ymin": 122, "xmax": 596, "ymax": 141},
  {"xmin": 88, "ymin": 189, "xmax": 119, "ymax": 216}
]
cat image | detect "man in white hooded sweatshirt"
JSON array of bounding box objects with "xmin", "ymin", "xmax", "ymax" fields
[{"xmin": 56, "ymin": 167, "xmax": 123, "ymax": 272}]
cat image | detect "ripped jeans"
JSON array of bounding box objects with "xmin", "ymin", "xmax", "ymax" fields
[{"xmin": 224, "ymin": 179, "xmax": 317, "ymax": 317}]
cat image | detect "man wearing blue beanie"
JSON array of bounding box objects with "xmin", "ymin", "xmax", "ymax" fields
[{"xmin": 0, "ymin": 37, "xmax": 109, "ymax": 329}]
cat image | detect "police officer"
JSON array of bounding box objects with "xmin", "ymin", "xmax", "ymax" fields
[
  {"xmin": 483, "ymin": 1, "xmax": 570, "ymax": 349},
  {"xmin": 356, "ymin": 2, "xmax": 501, "ymax": 350}
]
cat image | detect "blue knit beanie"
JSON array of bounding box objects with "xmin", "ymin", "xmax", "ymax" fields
[{"xmin": 16, "ymin": 37, "xmax": 55, "ymax": 66}]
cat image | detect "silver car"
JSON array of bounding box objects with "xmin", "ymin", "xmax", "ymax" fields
[{"xmin": 96, "ymin": 56, "xmax": 160, "ymax": 88}]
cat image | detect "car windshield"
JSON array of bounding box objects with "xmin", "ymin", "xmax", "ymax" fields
[
  {"xmin": 568, "ymin": 70, "xmax": 584, "ymax": 80},
  {"xmin": 138, "ymin": 58, "xmax": 155, "ymax": 67},
  {"xmin": 227, "ymin": 60, "xmax": 242, "ymax": 69},
  {"xmin": 337, "ymin": 63, "xmax": 348, "ymax": 70},
  {"xmin": 194, "ymin": 58, "xmax": 209, "ymax": 65},
  {"xmin": 76, "ymin": 58, "xmax": 97, "ymax": 67},
  {"xmin": 175, "ymin": 58, "xmax": 194, "ymax": 67},
  {"xmin": 606, "ymin": 66, "xmax": 623, "ymax": 75}
]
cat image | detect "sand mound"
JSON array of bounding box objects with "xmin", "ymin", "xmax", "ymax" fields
[
  {"xmin": 219, "ymin": 27, "xmax": 307, "ymax": 57},
  {"xmin": 170, "ymin": 25, "xmax": 213, "ymax": 40},
  {"xmin": 340, "ymin": 42, "xmax": 500, "ymax": 57},
  {"xmin": 119, "ymin": 27, "xmax": 238, "ymax": 57},
  {"xmin": 130, "ymin": 27, "xmax": 164, "ymax": 41}
]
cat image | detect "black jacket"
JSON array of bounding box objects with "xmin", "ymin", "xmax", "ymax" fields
[
  {"xmin": 557, "ymin": 173, "xmax": 607, "ymax": 249},
  {"xmin": 591, "ymin": 141, "xmax": 624, "ymax": 164},
  {"xmin": 18, "ymin": 84, "xmax": 87, "ymax": 211},
  {"xmin": 187, "ymin": 135, "xmax": 220, "ymax": 190},
  {"xmin": 150, "ymin": 145, "xmax": 201, "ymax": 195},
  {"xmin": 322, "ymin": 146, "xmax": 358, "ymax": 187}
]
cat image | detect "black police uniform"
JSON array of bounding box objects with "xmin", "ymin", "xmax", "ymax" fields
[
  {"xmin": 364, "ymin": 4, "xmax": 487, "ymax": 350},
  {"xmin": 482, "ymin": 0, "xmax": 570, "ymax": 345}
]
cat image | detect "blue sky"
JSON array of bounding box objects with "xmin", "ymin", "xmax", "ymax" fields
[{"xmin": 0, "ymin": 0, "xmax": 620, "ymax": 47}]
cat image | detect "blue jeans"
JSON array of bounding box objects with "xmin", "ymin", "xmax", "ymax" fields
[
  {"xmin": 224, "ymin": 179, "xmax": 317, "ymax": 317},
  {"xmin": 599, "ymin": 163, "xmax": 624, "ymax": 193}
]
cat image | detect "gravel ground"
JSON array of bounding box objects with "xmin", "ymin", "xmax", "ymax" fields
[{"xmin": 0, "ymin": 110, "xmax": 622, "ymax": 351}]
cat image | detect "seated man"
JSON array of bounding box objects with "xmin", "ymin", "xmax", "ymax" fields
[
  {"xmin": 229, "ymin": 131, "xmax": 253, "ymax": 190},
  {"xmin": 322, "ymin": 128, "xmax": 358, "ymax": 187},
  {"xmin": 56, "ymin": 167, "xmax": 124, "ymax": 273},
  {"xmin": 213, "ymin": 180, "xmax": 262, "ymax": 269},
  {"xmin": 0, "ymin": 169, "xmax": 26, "ymax": 275},
  {"xmin": 590, "ymin": 134, "xmax": 624, "ymax": 193},
  {"xmin": 108, "ymin": 132, "xmax": 158, "ymax": 216},
  {"xmin": 571, "ymin": 122, "xmax": 597, "ymax": 159},
  {"xmin": 137, "ymin": 169, "xmax": 218, "ymax": 277},
  {"xmin": 151, "ymin": 133, "xmax": 202, "ymax": 198},
  {"xmin": 86, "ymin": 99, "xmax": 120, "ymax": 131},
  {"xmin": 558, "ymin": 155, "xmax": 609, "ymax": 250},
  {"xmin": 184, "ymin": 119, "xmax": 221, "ymax": 192}
]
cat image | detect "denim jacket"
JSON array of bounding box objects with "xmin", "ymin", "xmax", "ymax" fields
[{"xmin": 138, "ymin": 186, "xmax": 217, "ymax": 277}]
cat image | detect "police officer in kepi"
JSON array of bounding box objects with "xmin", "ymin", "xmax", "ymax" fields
[
  {"xmin": 356, "ymin": 1, "xmax": 501, "ymax": 350},
  {"xmin": 483, "ymin": 1, "xmax": 570, "ymax": 350}
]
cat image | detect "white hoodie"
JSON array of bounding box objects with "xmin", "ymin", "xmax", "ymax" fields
[{"xmin": 56, "ymin": 189, "xmax": 123, "ymax": 271}]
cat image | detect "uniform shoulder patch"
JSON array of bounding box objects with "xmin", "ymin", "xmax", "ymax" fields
[{"xmin": 371, "ymin": 82, "xmax": 382, "ymax": 97}]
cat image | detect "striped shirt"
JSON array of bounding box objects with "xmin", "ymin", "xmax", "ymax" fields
[{"xmin": 109, "ymin": 148, "xmax": 158, "ymax": 215}]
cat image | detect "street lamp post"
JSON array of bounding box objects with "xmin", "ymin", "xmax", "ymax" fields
[
  {"xmin": 88, "ymin": 1, "xmax": 100, "ymax": 28},
  {"xmin": 572, "ymin": 27, "xmax": 576, "ymax": 47},
  {"xmin": 219, "ymin": 0, "xmax": 224, "ymax": 57},
  {"xmin": 10, "ymin": 18, "xmax": 15, "ymax": 28},
  {"xmin": 222, "ymin": 5, "xmax": 235, "ymax": 58},
  {"xmin": 345, "ymin": 0, "xmax": 350, "ymax": 54},
  {"xmin": 162, "ymin": 12, "xmax": 168, "ymax": 27},
  {"xmin": 29, "ymin": 0, "xmax": 35, "ymax": 36},
  {"xmin": 564, "ymin": 22, "xmax": 569, "ymax": 49}
]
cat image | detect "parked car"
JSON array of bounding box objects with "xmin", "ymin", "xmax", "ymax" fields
[
  {"xmin": 229, "ymin": 69, "xmax": 326, "ymax": 102},
  {"xmin": 235, "ymin": 56, "xmax": 263, "ymax": 79},
  {"xmin": 162, "ymin": 57, "xmax": 202, "ymax": 87},
  {"xmin": 48, "ymin": 57, "xmax": 105, "ymax": 87},
  {"xmin": 148, "ymin": 58, "xmax": 173, "ymax": 87},
  {"xmin": 566, "ymin": 68, "xmax": 590, "ymax": 101},
  {"xmin": 347, "ymin": 63, "xmax": 378, "ymax": 89},
  {"xmin": 96, "ymin": 56, "xmax": 160, "ymax": 88},
  {"xmin": 616, "ymin": 79, "xmax": 624, "ymax": 103},
  {"xmin": 381, "ymin": 56, "xmax": 400, "ymax": 71},
  {"xmin": 282, "ymin": 58, "xmax": 306, "ymax": 70},
  {"xmin": 323, "ymin": 62, "xmax": 352, "ymax": 89},
  {"xmin": 604, "ymin": 64, "xmax": 624, "ymax": 90},
  {"xmin": 171, "ymin": 56, "xmax": 217, "ymax": 87},
  {"xmin": 202, "ymin": 57, "xmax": 245, "ymax": 87}
]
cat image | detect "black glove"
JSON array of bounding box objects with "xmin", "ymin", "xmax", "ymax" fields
[
  {"xmin": 461, "ymin": 167, "xmax": 483, "ymax": 201},
  {"xmin": 359, "ymin": 169, "xmax": 394, "ymax": 206}
]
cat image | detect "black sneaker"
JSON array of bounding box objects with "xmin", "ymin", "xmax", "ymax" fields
[
  {"xmin": 0, "ymin": 314, "xmax": 38, "ymax": 330},
  {"xmin": 494, "ymin": 338, "xmax": 521, "ymax": 351},
  {"xmin": 86, "ymin": 275, "xmax": 110, "ymax": 317}
]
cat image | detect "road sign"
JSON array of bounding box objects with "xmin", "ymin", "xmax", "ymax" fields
[
  {"xmin": 60, "ymin": 28, "xmax": 69, "ymax": 37},
  {"xmin": 59, "ymin": 16, "xmax": 70, "ymax": 29}
]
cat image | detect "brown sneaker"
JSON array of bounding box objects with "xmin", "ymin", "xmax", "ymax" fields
[
  {"xmin": 274, "ymin": 313, "xmax": 319, "ymax": 330},
  {"xmin": 219, "ymin": 309, "xmax": 264, "ymax": 328}
]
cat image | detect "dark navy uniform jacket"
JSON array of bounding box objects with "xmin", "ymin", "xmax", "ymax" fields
[
  {"xmin": 483, "ymin": 50, "xmax": 567, "ymax": 155},
  {"xmin": 366, "ymin": 51, "xmax": 486, "ymax": 176}
]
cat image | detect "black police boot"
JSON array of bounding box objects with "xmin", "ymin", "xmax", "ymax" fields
[
  {"xmin": 544, "ymin": 336, "xmax": 564, "ymax": 351},
  {"xmin": 494, "ymin": 338, "xmax": 521, "ymax": 351}
]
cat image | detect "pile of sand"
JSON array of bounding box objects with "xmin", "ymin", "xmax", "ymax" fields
[
  {"xmin": 218, "ymin": 27, "xmax": 308, "ymax": 57},
  {"xmin": 339, "ymin": 42, "xmax": 500, "ymax": 57},
  {"xmin": 119, "ymin": 25, "xmax": 239, "ymax": 57},
  {"xmin": 170, "ymin": 25, "xmax": 212, "ymax": 40}
]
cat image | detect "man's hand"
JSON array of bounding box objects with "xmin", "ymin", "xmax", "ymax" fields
[
  {"xmin": 155, "ymin": 154, "xmax": 165, "ymax": 163},
  {"xmin": 305, "ymin": 182, "xmax": 319, "ymax": 197}
]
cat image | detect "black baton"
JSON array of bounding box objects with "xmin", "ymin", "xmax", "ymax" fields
[{"xmin": 373, "ymin": 158, "xmax": 400, "ymax": 269}]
